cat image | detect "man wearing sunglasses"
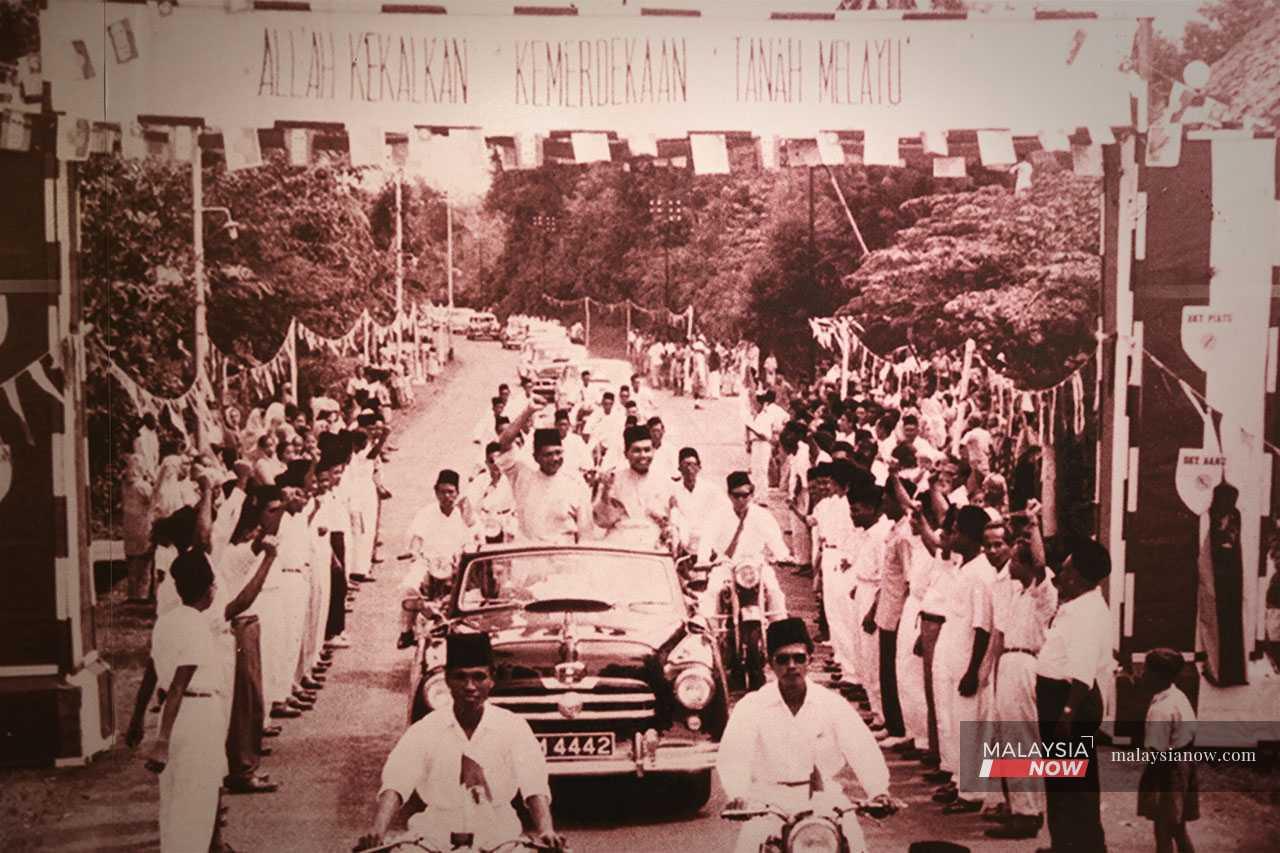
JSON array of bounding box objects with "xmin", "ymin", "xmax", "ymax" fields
[
  {"xmin": 697, "ymin": 473, "xmax": 790, "ymax": 601},
  {"xmin": 717, "ymin": 617, "xmax": 894, "ymax": 853}
]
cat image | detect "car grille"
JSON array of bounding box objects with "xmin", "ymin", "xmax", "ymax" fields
[{"xmin": 491, "ymin": 677, "xmax": 656, "ymax": 723}]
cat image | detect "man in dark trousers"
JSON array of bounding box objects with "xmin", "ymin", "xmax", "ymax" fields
[{"xmin": 1034, "ymin": 539, "xmax": 1114, "ymax": 852}]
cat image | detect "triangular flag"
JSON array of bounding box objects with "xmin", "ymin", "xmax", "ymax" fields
[
  {"xmin": 817, "ymin": 131, "xmax": 844, "ymax": 166},
  {"xmin": 862, "ymin": 131, "xmax": 902, "ymax": 167},
  {"xmin": 628, "ymin": 133, "xmax": 658, "ymax": 157},
  {"xmin": 1071, "ymin": 143, "xmax": 1102, "ymax": 177},
  {"xmin": 933, "ymin": 156, "xmax": 966, "ymax": 178},
  {"xmin": 56, "ymin": 115, "xmax": 91, "ymax": 162},
  {"xmin": 690, "ymin": 133, "xmax": 730, "ymax": 174},
  {"xmin": 224, "ymin": 127, "xmax": 262, "ymax": 171},
  {"xmin": 1145, "ymin": 123, "xmax": 1182, "ymax": 168},
  {"xmin": 489, "ymin": 138, "xmax": 517, "ymax": 170},
  {"xmin": 170, "ymin": 125, "xmax": 195, "ymax": 163},
  {"xmin": 570, "ymin": 132, "xmax": 611, "ymax": 164},
  {"xmin": 286, "ymin": 128, "xmax": 311, "ymax": 166},
  {"xmin": 347, "ymin": 124, "xmax": 386, "ymax": 168},
  {"xmin": 921, "ymin": 130, "xmax": 948, "ymax": 156},
  {"xmin": 121, "ymin": 121, "xmax": 148, "ymax": 160},
  {"xmin": 977, "ymin": 130, "xmax": 1015, "ymax": 167},
  {"xmin": 1037, "ymin": 129, "xmax": 1071, "ymax": 152}
]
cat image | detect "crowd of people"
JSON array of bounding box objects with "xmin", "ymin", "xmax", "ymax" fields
[
  {"xmin": 120, "ymin": 317, "xmax": 1201, "ymax": 853},
  {"xmin": 119, "ymin": 356, "xmax": 413, "ymax": 852}
]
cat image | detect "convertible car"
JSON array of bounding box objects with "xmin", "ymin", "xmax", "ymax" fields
[{"xmin": 407, "ymin": 544, "xmax": 728, "ymax": 810}]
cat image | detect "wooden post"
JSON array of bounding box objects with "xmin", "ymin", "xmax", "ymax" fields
[
  {"xmin": 583, "ymin": 297, "xmax": 591, "ymax": 349},
  {"xmin": 288, "ymin": 318, "xmax": 298, "ymax": 402}
]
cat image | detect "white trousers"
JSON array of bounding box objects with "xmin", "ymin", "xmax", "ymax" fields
[
  {"xmin": 159, "ymin": 695, "xmax": 227, "ymax": 852},
  {"xmin": 994, "ymin": 651, "xmax": 1046, "ymax": 816},
  {"xmin": 935, "ymin": 626, "xmax": 993, "ymax": 792},
  {"xmin": 852, "ymin": 581, "xmax": 881, "ymax": 719},
  {"xmin": 823, "ymin": 561, "xmax": 859, "ymax": 678},
  {"xmin": 896, "ymin": 599, "xmax": 928, "ymax": 744},
  {"xmin": 301, "ymin": 553, "xmax": 330, "ymax": 672},
  {"xmin": 708, "ymin": 370, "xmax": 722, "ymax": 399},
  {"xmin": 750, "ymin": 441, "xmax": 771, "ymax": 495},
  {"xmin": 256, "ymin": 585, "xmax": 293, "ymax": 711}
]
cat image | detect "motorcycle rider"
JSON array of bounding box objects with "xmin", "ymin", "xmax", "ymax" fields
[
  {"xmin": 698, "ymin": 472, "xmax": 788, "ymax": 619},
  {"xmin": 718, "ymin": 618, "xmax": 894, "ymax": 853},
  {"xmin": 357, "ymin": 634, "xmax": 563, "ymax": 852},
  {"xmin": 398, "ymin": 470, "xmax": 478, "ymax": 649}
]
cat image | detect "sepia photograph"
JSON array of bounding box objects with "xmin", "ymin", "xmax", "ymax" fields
[{"xmin": 1, "ymin": 0, "xmax": 1278, "ymax": 851}]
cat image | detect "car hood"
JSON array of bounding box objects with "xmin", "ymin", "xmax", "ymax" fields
[{"xmin": 461, "ymin": 605, "xmax": 683, "ymax": 679}]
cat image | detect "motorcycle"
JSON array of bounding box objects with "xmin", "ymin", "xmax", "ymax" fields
[
  {"xmin": 721, "ymin": 796, "xmax": 904, "ymax": 853},
  {"xmin": 416, "ymin": 553, "xmax": 458, "ymax": 603},
  {"xmin": 356, "ymin": 833, "xmax": 568, "ymax": 853},
  {"xmin": 709, "ymin": 561, "xmax": 784, "ymax": 692}
]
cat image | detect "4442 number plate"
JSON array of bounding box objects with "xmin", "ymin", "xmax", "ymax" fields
[{"xmin": 537, "ymin": 732, "xmax": 615, "ymax": 758}]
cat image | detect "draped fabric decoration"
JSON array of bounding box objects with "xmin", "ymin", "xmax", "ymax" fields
[
  {"xmin": 808, "ymin": 315, "xmax": 1102, "ymax": 442},
  {"xmin": 540, "ymin": 294, "xmax": 694, "ymax": 333},
  {"xmin": 0, "ymin": 349, "xmax": 66, "ymax": 446}
]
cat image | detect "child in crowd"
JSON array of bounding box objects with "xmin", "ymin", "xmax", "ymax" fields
[{"xmin": 1138, "ymin": 647, "xmax": 1199, "ymax": 853}]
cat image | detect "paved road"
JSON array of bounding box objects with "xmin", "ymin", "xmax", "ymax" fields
[{"xmin": 227, "ymin": 339, "xmax": 1002, "ymax": 852}]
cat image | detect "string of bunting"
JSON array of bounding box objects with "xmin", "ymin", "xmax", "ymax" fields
[
  {"xmin": 809, "ymin": 316, "xmax": 1100, "ymax": 441},
  {"xmin": 540, "ymin": 294, "xmax": 692, "ymax": 327},
  {"xmin": 0, "ymin": 344, "xmax": 67, "ymax": 446}
]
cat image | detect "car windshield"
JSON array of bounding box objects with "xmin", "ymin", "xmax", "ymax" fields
[{"xmin": 456, "ymin": 551, "xmax": 674, "ymax": 612}]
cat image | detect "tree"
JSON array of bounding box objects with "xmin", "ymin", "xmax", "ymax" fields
[{"xmin": 840, "ymin": 170, "xmax": 1101, "ymax": 385}]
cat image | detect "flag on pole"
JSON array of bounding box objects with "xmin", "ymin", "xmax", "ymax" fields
[
  {"xmin": 977, "ymin": 130, "xmax": 1015, "ymax": 167},
  {"xmin": 347, "ymin": 124, "xmax": 386, "ymax": 168},
  {"xmin": 861, "ymin": 131, "xmax": 902, "ymax": 167},
  {"xmin": 817, "ymin": 132, "xmax": 844, "ymax": 166},
  {"xmin": 690, "ymin": 133, "xmax": 730, "ymax": 174},
  {"xmin": 571, "ymin": 132, "xmax": 611, "ymax": 164},
  {"xmin": 224, "ymin": 126, "xmax": 262, "ymax": 171}
]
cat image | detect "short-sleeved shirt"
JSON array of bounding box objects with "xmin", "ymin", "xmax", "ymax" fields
[
  {"xmin": 1144, "ymin": 685, "xmax": 1196, "ymax": 750},
  {"xmin": 380, "ymin": 704, "xmax": 550, "ymax": 810},
  {"xmin": 596, "ymin": 466, "xmax": 675, "ymax": 548},
  {"xmin": 1037, "ymin": 586, "xmax": 1113, "ymax": 687},
  {"xmin": 150, "ymin": 604, "xmax": 224, "ymax": 695}
]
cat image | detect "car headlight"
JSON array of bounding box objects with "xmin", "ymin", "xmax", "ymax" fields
[
  {"xmin": 733, "ymin": 563, "xmax": 761, "ymax": 589},
  {"xmin": 673, "ymin": 665, "xmax": 714, "ymax": 710},
  {"xmin": 786, "ymin": 817, "xmax": 841, "ymax": 853},
  {"xmin": 424, "ymin": 672, "xmax": 452, "ymax": 711}
]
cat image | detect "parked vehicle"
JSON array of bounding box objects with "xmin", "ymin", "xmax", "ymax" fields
[
  {"xmin": 408, "ymin": 545, "xmax": 728, "ymax": 812},
  {"xmin": 448, "ymin": 308, "xmax": 476, "ymax": 333},
  {"xmin": 468, "ymin": 312, "xmax": 501, "ymax": 340}
]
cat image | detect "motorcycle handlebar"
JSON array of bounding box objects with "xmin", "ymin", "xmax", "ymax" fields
[
  {"xmin": 720, "ymin": 798, "xmax": 905, "ymax": 822},
  {"xmin": 354, "ymin": 837, "xmax": 567, "ymax": 853}
]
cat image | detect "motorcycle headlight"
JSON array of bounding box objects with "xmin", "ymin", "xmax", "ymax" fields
[
  {"xmin": 673, "ymin": 665, "xmax": 714, "ymax": 710},
  {"xmin": 786, "ymin": 817, "xmax": 841, "ymax": 853},
  {"xmin": 733, "ymin": 563, "xmax": 761, "ymax": 589},
  {"xmin": 424, "ymin": 672, "xmax": 452, "ymax": 711}
]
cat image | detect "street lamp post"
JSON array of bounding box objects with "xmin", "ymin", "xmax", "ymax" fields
[
  {"xmin": 648, "ymin": 197, "xmax": 684, "ymax": 311},
  {"xmin": 532, "ymin": 214, "xmax": 558, "ymax": 292},
  {"xmin": 191, "ymin": 147, "xmax": 239, "ymax": 451}
]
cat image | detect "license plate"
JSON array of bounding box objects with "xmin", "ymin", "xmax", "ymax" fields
[
  {"xmin": 537, "ymin": 733, "xmax": 615, "ymax": 759},
  {"xmin": 740, "ymin": 605, "xmax": 763, "ymax": 621}
]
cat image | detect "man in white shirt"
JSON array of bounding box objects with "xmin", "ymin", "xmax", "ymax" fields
[
  {"xmin": 630, "ymin": 372, "xmax": 657, "ymax": 420},
  {"xmin": 900, "ymin": 414, "xmax": 943, "ymax": 466},
  {"xmin": 470, "ymin": 396, "xmax": 506, "ymax": 451},
  {"xmin": 584, "ymin": 392, "xmax": 621, "ymax": 456},
  {"xmin": 400, "ymin": 470, "xmax": 478, "ymax": 648},
  {"xmin": 717, "ymin": 618, "xmax": 893, "ymax": 853},
  {"xmin": 933, "ymin": 505, "xmax": 999, "ymax": 813},
  {"xmin": 1034, "ymin": 539, "xmax": 1113, "ymax": 853},
  {"xmin": 554, "ymin": 409, "xmax": 592, "ymax": 481},
  {"xmin": 463, "ymin": 444, "xmax": 516, "ymax": 545},
  {"xmin": 358, "ymin": 634, "xmax": 561, "ymax": 852},
  {"xmin": 497, "ymin": 405, "xmax": 592, "ymax": 545},
  {"xmin": 986, "ymin": 502, "xmax": 1057, "ymax": 840},
  {"xmin": 698, "ymin": 472, "xmax": 789, "ymax": 617},
  {"xmin": 646, "ymin": 416, "xmax": 679, "ymax": 482},
  {"xmin": 593, "ymin": 425, "xmax": 678, "ymax": 550},
  {"xmin": 671, "ymin": 447, "xmax": 723, "ymax": 559}
]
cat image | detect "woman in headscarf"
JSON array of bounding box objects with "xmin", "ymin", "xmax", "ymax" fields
[
  {"xmin": 240, "ymin": 406, "xmax": 266, "ymax": 458},
  {"xmin": 123, "ymin": 453, "xmax": 155, "ymax": 604},
  {"xmin": 221, "ymin": 406, "xmax": 243, "ymax": 456}
]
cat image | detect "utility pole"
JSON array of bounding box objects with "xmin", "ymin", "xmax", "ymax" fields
[
  {"xmin": 808, "ymin": 165, "xmax": 817, "ymax": 382},
  {"xmin": 445, "ymin": 194, "xmax": 455, "ymax": 309},
  {"xmin": 191, "ymin": 149, "xmax": 207, "ymax": 450},
  {"xmin": 394, "ymin": 172, "xmax": 404, "ymax": 351},
  {"xmin": 649, "ymin": 197, "xmax": 684, "ymax": 311}
]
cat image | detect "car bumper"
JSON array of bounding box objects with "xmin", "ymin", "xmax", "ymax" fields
[{"xmin": 545, "ymin": 735, "xmax": 717, "ymax": 778}]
